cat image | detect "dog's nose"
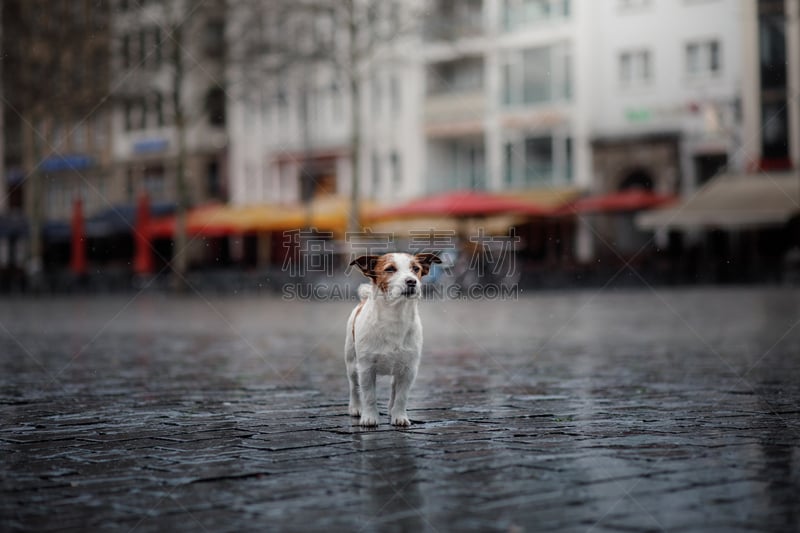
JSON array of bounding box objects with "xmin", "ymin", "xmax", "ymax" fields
[{"xmin": 405, "ymin": 278, "xmax": 417, "ymax": 288}]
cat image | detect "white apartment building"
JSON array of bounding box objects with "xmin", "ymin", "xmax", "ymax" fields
[
  {"xmin": 587, "ymin": 0, "xmax": 743, "ymax": 197},
  {"xmin": 227, "ymin": 2, "xmax": 424, "ymax": 207},
  {"xmin": 111, "ymin": 0, "xmax": 228, "ymax": 207},
  {"xmin": 423, "ymin": 0, "xmax": 588, "ymax": 197},
  {"xmin": 227, "ymin": 0, "xmax": 743, "ymax": 259}
]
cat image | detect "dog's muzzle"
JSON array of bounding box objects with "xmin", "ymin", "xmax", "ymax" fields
[{"xmin": 402, "ymin": 278, "xmax": 418, "ymax": 297}]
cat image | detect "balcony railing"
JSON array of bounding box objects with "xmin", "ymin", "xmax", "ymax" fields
[{"xmin": 425, "ymin": 91, "xmax": 485, "ymax": 124}]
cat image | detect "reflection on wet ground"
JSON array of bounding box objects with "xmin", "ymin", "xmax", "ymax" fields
[{"xmin": 1, "ymin": 287, "xmax": 799, "ymax": 531}]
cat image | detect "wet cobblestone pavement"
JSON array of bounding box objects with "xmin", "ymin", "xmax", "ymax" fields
[{"xmin": 2, "ymin": 287, "xmax": 800, "ymax": 532}]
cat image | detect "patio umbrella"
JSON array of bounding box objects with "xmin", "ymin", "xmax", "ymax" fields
[
  {"xmin": 376, "ymin": 190, "xmax": 550, "ymax": 220},
  {"xmin": 564, "ymin": 189, "xmax": 676, "ymax": 215},
  {"xmin": 70, "ymin": 197, "xmax": 87, "ymax": 276},
  {"xmin": 133, "ymin": 194, "xmax": 154, "ymax": 275}
]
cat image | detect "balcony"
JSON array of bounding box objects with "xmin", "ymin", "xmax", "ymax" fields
[
  {"xmin": 501, "ymin": 0, "xmax": 571, "ymax": 32},
  {"xmin": 425, "ymin": 91, "xmax": 486, "ymax": 126},
  {"xmin": 424, "ymin": 0, "xmax": 484, "ymax": 41}
]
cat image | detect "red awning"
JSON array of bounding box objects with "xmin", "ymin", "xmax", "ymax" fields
[
  {"xmin": 376, "ymin": 190, "xmax": 550, "ymax": 220},
  {"xmin": 563, "ymin": 189, "xmax": 676, "ymax": 215}
]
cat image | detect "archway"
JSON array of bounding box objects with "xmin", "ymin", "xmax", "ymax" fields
[{"xmin": 618, "ymin": 168, "xmax": 654, "ymax": 191}]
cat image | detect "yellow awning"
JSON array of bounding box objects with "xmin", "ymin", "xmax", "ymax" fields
[{"xmin": 367, "ymin": 215, "xmax": 525, "ymax": 237}]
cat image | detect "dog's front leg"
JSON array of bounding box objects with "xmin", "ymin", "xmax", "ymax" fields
[
  {"xmin": 390, "ymin": 367, "xmax": 416, "ymax": 427},
  {"xmin": 357, "ymin": 363, "xmax": 379, "ymax": 427},
  {"xmin": 345, "ymin": 342, "xmax": 360, "ymax": 417}
]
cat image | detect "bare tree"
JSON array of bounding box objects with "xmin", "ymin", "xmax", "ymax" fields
[
  {"xmin": 2, "ymin": 0, "xmax": 111, "ymax": 290},
  {"xmin": 230, "ymin": 0, "xmax": 423, "ymax": 232}
]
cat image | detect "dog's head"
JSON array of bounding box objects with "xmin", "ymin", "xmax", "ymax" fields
[{"xmin": 350, "ymin": 252, "xmax": 441, "ymax": 300}]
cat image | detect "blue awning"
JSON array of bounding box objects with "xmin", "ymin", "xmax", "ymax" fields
[
  {"xmin": 0, "ymin": 214, "xmax": 28, "ymax": 238},
  {"xmin": 43, "ymin": 201, "xmax": 176, "ymax": 241}
]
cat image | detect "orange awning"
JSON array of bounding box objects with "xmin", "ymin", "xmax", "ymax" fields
[{"xmin": 147, "ymin": 197, "xmax": 370, "ymax": 238}]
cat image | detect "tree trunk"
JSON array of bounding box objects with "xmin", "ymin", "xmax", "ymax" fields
[
  {"xmin": 171, "ymin": 22, "xmax": 189, "ymax": 292},
  {"xmin": 347, "ymin": 1, "xmax": 361, "ymax": 234},
  {"xmin": 26, "ymin": 159, "xmax": 43, "ymax": 292}
]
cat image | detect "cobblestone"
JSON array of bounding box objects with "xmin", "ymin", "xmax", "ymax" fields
[{"xmin": 1, "ymin": 287, "xmax": 800, "ymax": 532}]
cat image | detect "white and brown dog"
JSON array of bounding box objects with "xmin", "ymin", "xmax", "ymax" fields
[{"xmin": 345, "ymin": 252, "xmax": 441, "ymax": 427}]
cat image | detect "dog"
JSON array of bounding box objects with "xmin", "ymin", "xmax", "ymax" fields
[{"xmin": 345, "ymin": 252, "xmax": 441, "ymax": 427}]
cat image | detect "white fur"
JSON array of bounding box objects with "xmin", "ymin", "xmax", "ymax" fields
[{"xmin": 345, "ymin": 253, "xmax": 424, "ymax": 427}]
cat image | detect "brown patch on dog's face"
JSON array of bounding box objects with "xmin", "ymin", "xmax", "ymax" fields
[
  {"xmin": 372, "ymin": 255, "xmax": 398, "ymax": 293},
  {"xmin": 350, "ymin": 254, "xmax": 399, "ymax": 294}
]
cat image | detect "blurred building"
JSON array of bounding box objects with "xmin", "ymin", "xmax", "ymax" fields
[
  {"xmin": 741, "ymin": 0, "xmax": 800, "ymax": 171},
  {"xmin": 586, "ymin": 0, "xmax": 743, "ymax": 261},
  {"xmin": 421, "ymin": 0, "xmax": 744, "ymax": 262},
  {"xmin": 227, "ymin": 1, "xmax": 423, "ymax": 207},
  {"xmin": 637, "ymin": 0, "xmax": 800, "ymax": 283},
  {"xmin": 589, "ymin": 0, "xmax": 742, "ymax": 194},
  {"xmin": 110, "ymin": 0, "xmax": 229, "ymax": 207},
  {"xmin": 225, "ymin": 0, "xmax": 746, "ymax": 265}
]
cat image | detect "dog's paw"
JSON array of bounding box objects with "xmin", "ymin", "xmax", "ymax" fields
[
  {"xmin": 348, "ymin": 405, "xmax": 361, "ymax": 417},
  {"xmin": 359, "ymin": 413, "xmax": 379, "ymax": 427},
  {"xmin": 391, "ymin": 414, "xmax": 411, "ymax": 427}
]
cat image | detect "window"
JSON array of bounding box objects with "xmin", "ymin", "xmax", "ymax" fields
[
  {"xmin": 503, "ymin": 132, "xmax": 572, "ymax": 187},
  {"xmin": 425, "ymin": 0, "xmax": 483, "ymax": 40},
  {"xmin": 391, "ymin": 152, "xmax": 402, "ymax": 186},
  {"xmin": 428, "ymin": 57, "xmax": 484, "ymax": 95},
  {"xmin": 502, "ymin": 0, "xmax": 571, "ymax": 32},
  {"xmin": 204, "ymin": 19, "xmax": 225, "ymax": 59},
  {"xmin": 686, "ymin": 40, "xmax": 721, "ymax": 77},
  {"xmin": 371, "ymin": 76, "xmax": 382, "ymax": 115},
  {"xmin": 143, "ymin": 165, "xmax": 165, "ymax": 199},
  {"xmin": 154, "ymin": 93, "xmax": 164, "ymax": 127},
  {"xmin": 121, "ymin": 34, "xmax": 131, "ymax": 69},
  {"xmin": 390, "ymin": 75, "xmax": 401, "ymax": 114},
  {"xmin": 126, "ymin": 167, "xmax": 135, "ymax": 201},
  {"xmin": 371, "ymin": 152, "xmax": 381, "ymax": 197},
  {"xmin": 523, "ymin": 47, "xmax": 551, "ymax": 103},
  {"xmin": 329, "ymin": 81, "xmax": 342, "ymax": 122},
  {"xmin": 52, "ymin": 122, "xmax": 65, "ymax": 149},
  {"xmin": 504, "ymin": 143, "xmax": 515, "ymax": 185},
  {"xmin": 619, "ymin": 49, "xmax": 652, "ymax": 86},
  {"xmin": 524, "ymin": 136, "xmax": 553, "ymax": 183},
  {"xmin": 761, "ymin": 102, "xmax": 789, "ymax": 159},
  {"xmin": 153, "ymin": 27, "xmax": 163, "ymax": 68},
  {"xmin": 72, "ymin": 122, "xmax": 86, "ymax": 152},
  {"xmin": 758, "ymin": 12, "xmax": 786, "ymax": 89},
  {"xmin": 124, "ymin": 101, "xmax": 133, "ymax": 131},
  {"xmin": 206, "ymin": 87, "xmax": 226, "ymax": 126},
  {"xmin": 139, "ymin": 98, "xmax": 148, "ymax": 130},
  {"xmin": 502, "ymin": 44, "xmax": 571, "ymax": 106},
  {"xmin": 139, "ymin": 28, "xmax": 147, "ymax": 66},
  {"xmin": 207, "ymin": 160, "xmax": 221, "ymax": 198},
  {"xmin": 92, "ymin": 114, "xmax": 107, "ymax": 149}
]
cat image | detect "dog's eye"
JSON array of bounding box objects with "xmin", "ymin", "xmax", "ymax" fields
[
  {"xmin": 384, "ymin": 266, "xmax": 396, "ymax": 273},
  {"xmin": 412, "ymin": 266, "xmax": 420, "ymax": 273}
]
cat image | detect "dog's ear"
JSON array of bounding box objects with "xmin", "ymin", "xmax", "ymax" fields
[
  {"xmin": 350, "ymin": 255, "xmax": 381, "ymax": 280},
  {"xmin": 414, "ymin": 253, "xmax": 442, "ymax": 276}
]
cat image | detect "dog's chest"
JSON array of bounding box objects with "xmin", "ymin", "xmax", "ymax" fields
[{"xmin": 356, "ymin": 311, "xmax": 422, "ymax": 370}]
